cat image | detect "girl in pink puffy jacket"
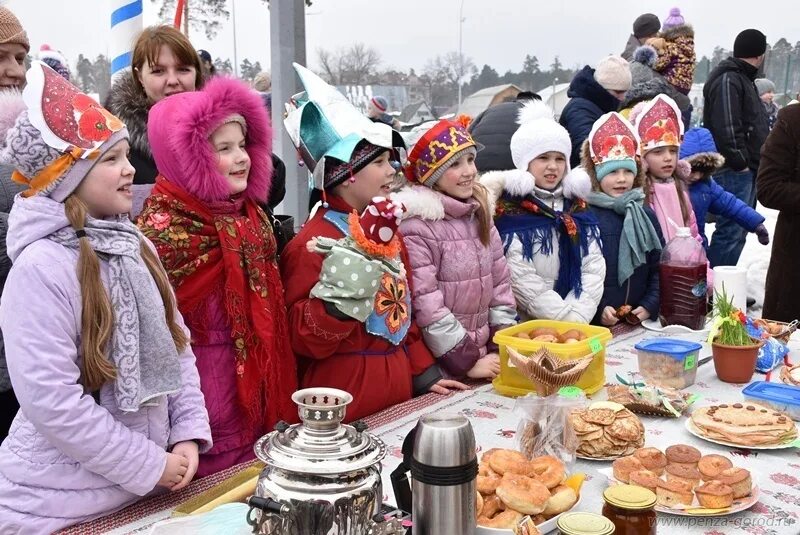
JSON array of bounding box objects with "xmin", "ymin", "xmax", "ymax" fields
[{"xmin": 395, "ymin": 118, "xmax": 517, "ymax": 381}]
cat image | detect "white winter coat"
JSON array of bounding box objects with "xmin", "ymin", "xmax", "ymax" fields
[{"xmin": 480, "ymin": 169, "xmax": 605, "ymax": 324}]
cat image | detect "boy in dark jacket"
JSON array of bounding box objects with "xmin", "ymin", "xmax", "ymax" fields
[
  {"xmin": 583, "ymin": 112, "xmax": 663, "ymax": 326},
  {"xmin": 679, "ymin": 127, "xmax": 769, "ymax": 250}
]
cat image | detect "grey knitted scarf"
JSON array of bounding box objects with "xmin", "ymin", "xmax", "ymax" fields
[{"xmin": 49, "ymin": 217, "xmax": 182, "ymax": 411}]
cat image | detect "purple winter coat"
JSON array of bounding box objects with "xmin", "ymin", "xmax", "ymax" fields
[
  {"xmin": 185, "ymin": 286, "xmax": 261, "ymax": 478},
  {"xmin": 0, "ymin": 196, "xmax": 211, "ymax": 534},
  {"xmin": 395, "ymin": 186, "xmax": 517, "ymax": 378}
]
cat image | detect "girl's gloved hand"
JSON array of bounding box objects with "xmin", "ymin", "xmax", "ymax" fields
[{"xmin": 755, "ymin": 224, "xmax": 770, "ymax": 246}]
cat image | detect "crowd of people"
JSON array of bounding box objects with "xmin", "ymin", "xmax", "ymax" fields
[{"xmin": 0, "ymin": 5, "xmax": 798, "ymax": 533}]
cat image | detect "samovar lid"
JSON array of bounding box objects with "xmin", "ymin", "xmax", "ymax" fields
[{"xmin": 254, "ymin": 388, "xmax": 386, "ymax": 474}]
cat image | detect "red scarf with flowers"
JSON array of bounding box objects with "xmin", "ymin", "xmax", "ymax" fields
[{"xmin": 138, "ymin": 176, "xmax": 297, "ymax": 431}]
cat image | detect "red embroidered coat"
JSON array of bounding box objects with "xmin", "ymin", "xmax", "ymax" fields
[{"xmin": 280, "ymin": 196, "xmax": 440, "ymax": 421}]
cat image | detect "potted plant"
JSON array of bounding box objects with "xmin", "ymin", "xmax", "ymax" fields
[{"xmin": 708, "ymin": 287, "xmax": 763, "ymax": 383}]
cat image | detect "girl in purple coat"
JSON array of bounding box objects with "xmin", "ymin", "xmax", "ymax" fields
[
  {"xmin": 395, "ymin": 119, "xmax": 517, "ymax": 381},
  {"xmin": 0, "ymin": 62, "xmax": 211, "ymax": 534}
]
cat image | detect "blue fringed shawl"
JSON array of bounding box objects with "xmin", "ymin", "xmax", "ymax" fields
[{"xmin": 494, "ymin": 194, "xmax": 601, "ymax": 299}]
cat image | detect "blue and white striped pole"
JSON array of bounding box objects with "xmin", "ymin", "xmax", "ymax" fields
[{"xmin": 110, "ymin": 0, "xmax": 143, "ymax": 78}]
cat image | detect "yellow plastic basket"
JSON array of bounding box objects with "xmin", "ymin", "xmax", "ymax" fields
[{"xmin": 491, "ymin": 320, "xmax": 612, "ymax": 397}]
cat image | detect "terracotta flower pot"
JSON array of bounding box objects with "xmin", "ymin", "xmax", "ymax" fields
[{"xmin": 711, "ymin": 340, "xmax": 763, "ymax": 383}]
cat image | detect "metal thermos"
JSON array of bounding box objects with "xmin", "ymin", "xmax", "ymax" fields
[{"xmin": 394, "ymin": 413, "xmax": 478, "ymax": 535}]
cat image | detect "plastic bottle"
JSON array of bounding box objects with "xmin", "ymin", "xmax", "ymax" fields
[{"xmin": 658, "ymin": 227, "xmax": 708, "ymax": 330}]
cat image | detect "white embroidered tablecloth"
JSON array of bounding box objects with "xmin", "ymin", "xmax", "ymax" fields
[{"xmin": 370, "ymin": 327, "xmax": 800, "ymax": 535}]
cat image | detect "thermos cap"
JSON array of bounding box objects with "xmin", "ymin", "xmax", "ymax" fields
[{"xmin": 412, "ymin": 413, "xmax": 476, "ymax": 468}]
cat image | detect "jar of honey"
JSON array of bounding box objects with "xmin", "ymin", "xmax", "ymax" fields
[
  {"xmin": 557, "ymin": 512, "xmax": 616, "ymax": 535},
  {"xmin": 602, "ymin": 484, "xmax": 657, "ymax": 535}
]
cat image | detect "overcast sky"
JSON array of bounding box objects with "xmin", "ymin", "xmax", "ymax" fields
[{"xmin": 5, "ymin": 0, "xmax": 800, "ymax": 83}]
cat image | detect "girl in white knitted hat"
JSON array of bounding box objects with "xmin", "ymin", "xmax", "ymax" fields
[{"xmin": 481, "ymin": 100, "xmax": 605, "ymax": 323}]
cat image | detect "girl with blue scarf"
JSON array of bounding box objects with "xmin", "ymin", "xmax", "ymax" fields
[
  {"xmin": 480, "ymin": 100, "xmax": 605, "ymax": 323},
  {"xmin": 582, "ymin": 112, "xmax": 664, "ymax": 326}
]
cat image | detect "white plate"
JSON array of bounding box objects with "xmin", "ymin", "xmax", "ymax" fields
[
  {"xmin": 476, "ymin": 494, "xmax": 582, "ymax": 534},
  {"xmin": 575, "ymin": 453, "xmax": 625, "ymax": 461},
  {"xmin": 684, "ymin": 418, "xmax": 800, "ymax": 450},
  {"xmin": 600, "ymin": 468, "xmax": 761, "ymax": 517},
  {"xmin": 641, "ymin": 318, "xmax": 711, "ymax": 335}
]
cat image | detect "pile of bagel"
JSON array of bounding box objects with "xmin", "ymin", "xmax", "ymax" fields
[
  {"xmin": 514, "ymin": 327, "xmax": 587, "ymax": 344},
  {"xmin": 476, "ymin": 448, "xmax": 577, "ymax": 531}
]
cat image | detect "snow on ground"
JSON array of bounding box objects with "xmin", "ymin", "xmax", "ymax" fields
[{"xmin": 705, "ymin": 202, "xmax": 777, "ymax": 318}]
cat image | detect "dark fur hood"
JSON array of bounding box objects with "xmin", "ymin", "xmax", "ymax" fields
[
  {"xmin": 579, "ymin": 139, "xmax": 645, "ymax": 191},
  {"xmin": 567, "ymin": 66, "xmax": 620, "ymax": 113},
  {"xmin": 105, "ymin": 71, "xmax": 153, "ymax": 159},
  {"xmin": 660, "ymin": 23, "xmax": 694, "ymax": 41},
  {"xmin": 620, "ymin": 77, "xmax": 678, "ymax": 110}
]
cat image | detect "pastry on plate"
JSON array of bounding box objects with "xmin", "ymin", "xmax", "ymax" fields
[
  {"xmin": 633, "ymin": 447, "xmax": 668, "ymax": 476},
  {"xmin": 628, "ymin": 469, "xmax": 660, "ymax": 493},
  {"xmin": 569, "ymin": 402, "xmax": 645, "ymax": 458},
  {"xmin": 665, "ymin": 444, "xmax": 701, "ymax": 470},
  {"xmin": 694, "ymin": 481, "xmax": 734, "ymax": 509},
  {"xmin": 715, "ymin": 467, "xmax": 752, "ymax": 499},
  {"xmin": 656, "ymin": 478, "xmax": 694, "ymax": 507},
  {"xmin": 612, "ymin": 456, "xmax": 644, "ymax": 483},
  {"xmin": 665, "ymin": 463, "xmax": 702, "ymax": 489},
  {"xmin": 698, "ymin": 454, "xmax": 733, "ymax": 481},
  {"xmin": 690, "ymin": 403, "xmax": 797, "ymax": 446}
]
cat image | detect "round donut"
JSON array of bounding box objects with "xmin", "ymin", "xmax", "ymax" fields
[
  {"xmin": 495, "ymin": 473, "xmax": 550, "ymax": 515},
  {"xmin": 477, "ymin": 510, "xmax": 524, "ymax": 529},
  {"xmin": 477, "ymin": 462, "xmax": 502, "ymax": 494},
  {"xmin": 481, "ymin": 448, "xmax": 503, "ymax": 465},
  {"xmin": 528, "ymin": 455, "xmax": 566, "ymax": 489},
  {"xmin": 480, "ymin": 494, "xmax": 506, "ymax": 518},
  {"xmin": 543, "ymin": 484, "xmax": 578, "ymax": 516},
  {"xmin": 488, "ymin": 449, "xmax": 529, "ymax": 475},
  {"xmin": 475, "ymin": 492, "xmax": 484, "ymax": 521}
]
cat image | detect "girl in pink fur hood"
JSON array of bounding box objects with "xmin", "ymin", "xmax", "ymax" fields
[{"xmin": 137, "ymin": 76, "xmax": 298, "ymax": 476}]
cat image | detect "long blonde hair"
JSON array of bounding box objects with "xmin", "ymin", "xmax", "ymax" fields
[{"xmin": 64, "ymin": 196, "xmax": 188, "ymax": 391}]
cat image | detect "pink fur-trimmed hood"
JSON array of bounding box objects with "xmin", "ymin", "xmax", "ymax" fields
[{"xmin": 147, "ymin": 77, "xmax": 272, "ymax": 203}]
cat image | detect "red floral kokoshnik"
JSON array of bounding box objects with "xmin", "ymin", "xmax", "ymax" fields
[{"xmin": 138, "ymin": 177, "xmax": 297, "ymax": 430}]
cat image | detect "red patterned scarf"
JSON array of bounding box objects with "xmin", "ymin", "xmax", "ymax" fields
[{"xmin": 138, "ymin": 176, "xmax": 297, "ymax": 430}]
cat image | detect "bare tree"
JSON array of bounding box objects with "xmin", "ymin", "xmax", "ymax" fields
[
  {"xmin": 345, "ymin": 43, "xmax": 381, "ymax": 85},
  {"xmin": 153, "ymin": 0, "xmax": 230, "ymax": 39},
  {"xmin": 318, "ymin": 49, "xmax": 345, "ymax": 85},
  {"xmin": 316, "ymin": 43, "xmax": 381, "ymax": 85},
  {"xmin": 422, "ymin": 52, "xmax": 476, "ymax": 108}
]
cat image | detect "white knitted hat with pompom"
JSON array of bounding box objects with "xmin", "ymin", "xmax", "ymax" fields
[{"xmin": 510, "ymin": 100, "xmax": 573, "ymax": 172}]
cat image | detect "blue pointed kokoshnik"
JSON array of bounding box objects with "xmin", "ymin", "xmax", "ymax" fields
[
  {"xmin": 283, "ymin": 63, "xmax": 402, "ymax": 189},
  {"xmin": 494, "ymin": 194, "xmax": 601, "ymax": 299},
  {"xmin": 323, "ymin": 210, "xmax": 411, "ymax": 345}
]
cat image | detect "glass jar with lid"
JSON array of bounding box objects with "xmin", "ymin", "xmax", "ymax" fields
[
  {"xmin": 557, "ymin": 512, "xmax": 616, "ymax": 535},
  {"xmin": 602, "ymin": 484, "xmax": 658, "ymax": 535}
]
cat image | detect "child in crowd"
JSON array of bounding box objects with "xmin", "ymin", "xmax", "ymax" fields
[
  {"xmin": 583, "ymin": 112, "xmax": 664, "ymax": 326},
  {"xmin": 280, "ymin": 65, "xmax": 466, "ymax": 422},
  {"xmin": 631, "ymin": 94, "xmax": 699, "ymax": 242},
  {"xmin": 679, "ymin": 127, "xmax": 769, "ymax": 251},
  {"xmin": 481, "ymin": 100, "xmax": 605, "ymax": 323},
  {"xmin": 137, "ymin": 77, "xmax": 296, "ymax": 477},
  {"xmin": 648, "ymin": 7, "xmax": 696, "ymax": 95},
  {"xmin": 0, "ymin": 62, "xmax": 211, "ymax": 533},
  {"xmin": 394, "ymin": 119, "xmax": 516, "ymax": 381}
]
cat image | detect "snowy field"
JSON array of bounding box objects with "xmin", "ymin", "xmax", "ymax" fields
[{"xmin": 705, "ymin": 202, "xmax": 777, "ymax": 318}]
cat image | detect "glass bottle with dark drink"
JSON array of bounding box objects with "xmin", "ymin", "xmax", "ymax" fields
[{"xmin": 659, "ymin": 227, "xmax": 708, "ymax": 330}]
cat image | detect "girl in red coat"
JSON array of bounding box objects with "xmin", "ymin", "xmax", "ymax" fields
[
  {"xmin": 138, "ymin": 77, "xmax": 297, "ymax": 476},
  {"xmin": 280, "ymin": 65, "xmax": 467, "ymax": 421}
]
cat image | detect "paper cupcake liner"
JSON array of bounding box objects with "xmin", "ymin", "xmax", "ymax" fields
[{"xmin": 508, "ymin": 347, "xmax": 593, "ymax": 396}]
